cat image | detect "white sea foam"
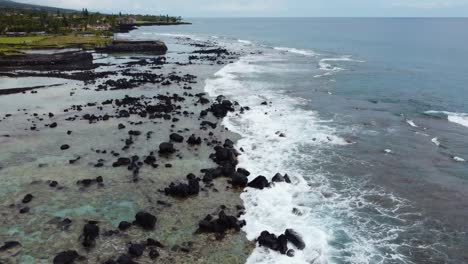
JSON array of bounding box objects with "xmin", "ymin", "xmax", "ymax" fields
[
  {"xmin": 274, "ymin": 47, "xmax": 318, "ymax": 57},
  {"xmin": 425, "ymin": 110, "xmax": 468, "ymax": 129},
  {"xmin": 204, "ymin": 54, "xmax": 413, "ymax": 263},
  {"xmin": 453, "ymin": 156, "xmax": 465, "ymax": 162},
  {"xmin": 431, "ymin": 137, "xmax": 440, "ymax": 146},
  {"xmin": 238, "ymin": 39, "xmax": 253, "ymax": 45},
  {"xmin": 406, "ymin": 119, "xmax": 418, "ymax": 128},
  {"xmin": 313, "ymin": 56, "xmax": 364, "ymax": 78}
]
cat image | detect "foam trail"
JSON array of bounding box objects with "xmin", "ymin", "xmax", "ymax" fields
[
  {"xmin": 406, "ymin": 119, "xmax": 418, "ymax": 128},
  {"xmin": 238, "ymin": 39, "xmax": 253, "ymax": 45},
  {"xmin": 424, "ymin": 110, "xmax": 468, "ymax": 128},
  {"xmin": 274, "ymin": 47, "xmax": 318, "ymax": 57},
  {"xmin": 202, "ymin": 54, "xmax": 410, "ymax": 264}
]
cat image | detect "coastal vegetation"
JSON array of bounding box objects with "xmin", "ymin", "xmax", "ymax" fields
[{"xmin": 0, "ymin": 0, "xmax": 185, "ymax": 56}]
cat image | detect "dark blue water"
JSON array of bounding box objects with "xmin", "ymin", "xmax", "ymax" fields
[{"xmin": 124, "ymin": 18, "xmax": 468, "ymax": 263}]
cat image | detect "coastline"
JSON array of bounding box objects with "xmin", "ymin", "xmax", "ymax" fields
[{"xmin": 0, "ymin": 32, "xmax": 254, "ymax": 263}]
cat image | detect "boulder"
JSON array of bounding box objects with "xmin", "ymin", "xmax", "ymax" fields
[
  {"xmin": 159, "ymin": 142, "xmax": 175, "ymax": 154},
  {"xmin": 230, "ymin": 173, "xmax": 248, "ymax": 188},
  {"xmin": 134, "ymin": 211, "xmax": 157, "ymax": 230},
  {"xmin": 0, "ymin": 241, "xmax": 21, "ymax": 252},
  {"xmin": 285, "ymin": 229, "xmax": 305, "ymax": 250},
  {"xmin": 53, "ymin": 250, "xmax": 80, "ymax": 264},
  {"xmin": 81, "ymin": 222, "xmax": 99, "ymax": 248},
  {"xmin": 128, "ymin": 243, "xmax": 145, "ymax": 257},
  {"xmin": 187, "ymin": 134, "xmax": 202, "ymax": 145},
  {"xmin": 247, "ymin": 176, "xmax": 269, "ymax": 189},
  {"xmin": 22, "ymin": 194, "xmax": 34, "ymax": 203},
  {"xmin": 169, "ymin": 133, "xmax": 184, "ymax": 143},
  {"xmin": 118, "ymin": 221, "xmax": 132, "ymax": 231}
]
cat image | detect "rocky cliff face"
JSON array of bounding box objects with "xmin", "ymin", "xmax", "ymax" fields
[{"xmin": 97, "ymin": 41, "xmax": 168, "ymax": 55}]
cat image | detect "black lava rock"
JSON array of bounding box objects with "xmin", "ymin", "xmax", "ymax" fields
[
  {"xmin": 159, "ymin": 142, "xmax": 175, "ymax": 154},
  {"xmin": 247, "ymin": 176, "xmax": 269, "ymax": 189},
  {"xmin": 134, "ymin": 211, "xmax": 157, "ymax": 230},
  {"xmin": 285, "ymin": 228, "xmax": 305, "ymax": 250},
  {"xmin": 0, "ymin": 241, "xmax": 21, "ymax": 252},
  {"xmin": 81, "ymin": 222, "xmax": 99, "ymax": 248},
  {"xmin": 169, "ymin": 133, "xmax": 184, "ymax": 143},
  {"xmin": 164, "ymin": 174, "xmax": 200, "ymax": 198},
  {"xmin": 60, "ymin": 144, "xmax": 70, "ymax": 150},
  {"xmin": 53, "ymin": 250, "xmax": 80, "ymax": 264},
  {"xmin": 22, "ymin": 194, "xmax": 34, "ymax": 203},
  {"xmin": 118, "ymin": 221, "xmax": 132, "ymax": 231},
  {"xmin": 128, "ymin": 243, "xmax": 145, "ymax": 257}
]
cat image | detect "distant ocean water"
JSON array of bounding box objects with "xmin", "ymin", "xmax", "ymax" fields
[{"xmin": 121, "ymin": 18, "xmax": 468, "ymax": 263}]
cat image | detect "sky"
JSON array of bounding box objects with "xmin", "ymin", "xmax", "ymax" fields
[{"xmin": 15, "ymin": 0, "xmax": 468, "ymax": 17}]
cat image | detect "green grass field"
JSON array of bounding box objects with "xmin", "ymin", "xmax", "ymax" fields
[{"xmin": 0, "ymin": 34, "xmax": 112, "ymax": 56}]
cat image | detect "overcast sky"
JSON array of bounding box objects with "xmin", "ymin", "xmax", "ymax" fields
[{"xmin": 16, "ymin": 0, "xmax": 468, "ymax": 17}]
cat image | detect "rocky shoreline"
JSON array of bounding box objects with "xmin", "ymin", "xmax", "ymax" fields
[
  {"xmin": 0, "ymin": 51, "xmax": 95, "ymax": 71},
  {"xmin": 0, "ymin": 35, "xmax": 254, "ymax": 264},
  {"xmin": 0, "ymin": 33, "xmax": 307, "ymax": 263}
]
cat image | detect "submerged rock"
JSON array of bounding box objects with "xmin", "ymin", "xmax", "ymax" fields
[
  {"xmin": 22, "ymin": 194, "xmax": 34, "ymax": 203},
  {"xmin": 0, "ymin": 241, "xmax": 21, "ymax": 252}
]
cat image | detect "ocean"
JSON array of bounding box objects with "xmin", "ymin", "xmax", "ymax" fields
[{"xmin": 119, "ymin": 18, "xmax": 468, "ymax": 263}]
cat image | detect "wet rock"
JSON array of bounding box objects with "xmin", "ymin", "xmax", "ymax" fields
[
  {"xmin": 113, "ymin": 157, "xmax": 131, "ymax": 167},
  {"xmin": 197, "ymin": 210, "xmax": 244, "ymax": 235},
  {"xmin": 272, "ymin": 173, "xmax": 285, "ymax": 183},
  {"xmin": 116, "ymin": 254, "xmax": 138, "ymax": 264},
  {"xmin": 118, "ymin": 123, "xmax": 126, "ymax": 130},
  {"xmin": 22, "ymin": 193, "xmax": 34, "ymax": 203},
  {"xmin": 118, "ymin": 221, "xmax": 132, "ymax": 231},
  {"xmin": 146, "ymin": 238, "xmax": 164, "ymax": 248},
  {"xmin": 287, "ymin": 249, "xmax": 295, "ymax": 257},
  {"xmin": 285, "ymin": 229, "xmax": 305, "ymax": 250},
  {"xmin": 230, "ymin": 173, "xmax": 248, "ymax": 188},
  {"xmin": 19, "ymin": 207, "xmax": 29, "ymax": 214},
  {"xmin": 81, "ymin": 222, "xmax": 99, "ymax": 248},
  {"xmin": 164, "ymin": 174, "xmax": 200, "ymax": 198},
  {"xmin": 237, "ymin": 168, "xmax": 250, "ymax": 176},
  {"xmin": 134, "ymin": 211, "xmax": 157, "ymax": 230},
  {"xmin": 128, "ymin": 243, "xmax": 145, "ymax": 257},
  {"xmin": 69, "ymin": 157, "xmax": 80, "ymax": 164},
  {"xmin": 53, "ymin": 250, "xmax": 80, "ymax": 264},
  {"xmin": 200, "ymin": 121, "xmax": 217, "ymax": 129},
  {"xmin": 257, "ymin": 231, "xmax": 279, "ymax": 251},
  {"xmin": 277, "ymin": 234, "xmax": 289, "ymax": 254},
  {"xmin": 50, "ymin": 122, "xmax": 58, "ymax": 128},
  {"xmin": 149, "ymin": 249, "xmax": 159, "ymax": 259},
  {"xmin": 60, "ymin": 144, "xmax": 70, "ymax": 150},
  {"xmin": 159, "ymin": 142, "xmax": 175, "ymax": 154},
  {"xmin": 284, "ymin": 174, "xmax": 292, "ymax": 183},
  {"xmin": 187, "ymin": 134, "xmax": 202, "ymax": 145},
  {"xmin": 169, "ymin": 133, "xmax": 184, "ymax": 143},
  {"xmin": 247, "ymin": 176, "xmax": 269, "ymax": 189},
  {"xmin": 0, "ymin": 241, "xmax": 21, "ymax": 252},
  {"xmin": 128, "ymin": 130, "xmax": 141, "ymax": 136}
]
